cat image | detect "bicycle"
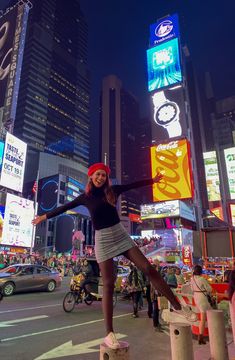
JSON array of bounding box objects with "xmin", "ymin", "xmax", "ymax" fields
[{"xmin": 63, "ymin": 273, "xmax": 118, "ymax": 312}]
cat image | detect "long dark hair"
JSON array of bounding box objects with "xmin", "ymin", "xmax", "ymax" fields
[
  {"xmin": 228, "ymin": 270, "xmax": 235, "ymax": 301},
  {"xmin": 85, "ymin": 176, "xmax": 117, "ymax": 206}
]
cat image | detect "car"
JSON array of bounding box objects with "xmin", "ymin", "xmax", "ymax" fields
[{"xmin": 0, "ymin": 264, "xmax": 62, "ymax": 296}]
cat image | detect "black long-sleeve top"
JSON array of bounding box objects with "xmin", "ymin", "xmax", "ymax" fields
[{"xmin": 46, "ymin": 179, "xmax": 154, "ymax": 230}]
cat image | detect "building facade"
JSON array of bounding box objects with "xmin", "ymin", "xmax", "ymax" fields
[{"xmin": 13, "ymin": 0, "xmax": 90, "ymax": 168}]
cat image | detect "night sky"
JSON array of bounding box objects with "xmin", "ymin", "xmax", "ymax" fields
[{"xmin": 80, "ymin": 0, "xmax": 235, "ymax": 161}]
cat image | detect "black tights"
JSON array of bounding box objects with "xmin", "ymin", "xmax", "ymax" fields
[{"xmin": 99, "ymin": 246, "xmax": 181, "ymax": 335}]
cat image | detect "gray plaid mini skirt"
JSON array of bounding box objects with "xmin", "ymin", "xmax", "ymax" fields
[{"xmin": 95, "ymin": 222, "xmax": 136, "ymax": 263}]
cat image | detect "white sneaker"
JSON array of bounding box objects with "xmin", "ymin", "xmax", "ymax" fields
[
  {"xmin": 174, "ymin": 305, "xmax": 198, "ymax": 322},
  {"xmin": 104, "ymin": 332, "xmax": 120, "ymax": 349}
]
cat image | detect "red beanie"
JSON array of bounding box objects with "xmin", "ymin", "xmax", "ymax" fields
[{"xmin": 87, "ymin": 163, "xmax": 111, "ymax": 177}]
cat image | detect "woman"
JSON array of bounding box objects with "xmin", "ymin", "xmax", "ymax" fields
[
  {"xmin": 33, "ymin": 162, "xmax": 197, "ymax": 349},
  {"xmin": 190, "ymin": 264, "xmax": 212, "ymax": 345}
]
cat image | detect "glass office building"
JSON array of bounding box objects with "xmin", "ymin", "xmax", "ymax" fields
[{"xmin": 13, "ymin": 0, "xmax": 90, "ymax": 167}]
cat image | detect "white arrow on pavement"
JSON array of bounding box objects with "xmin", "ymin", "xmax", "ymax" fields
[
  {"xmin": 34, "ymin": 333, "xmax": 127, "ymax": 360},
  {"xmin": 0, "ymin": 315, "xmax": 48, "ymax": 328}
]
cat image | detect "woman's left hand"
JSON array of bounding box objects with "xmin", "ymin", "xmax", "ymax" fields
[{"xmin": 153, "ymin": 172, "xmax": 164, "ymax": 184}]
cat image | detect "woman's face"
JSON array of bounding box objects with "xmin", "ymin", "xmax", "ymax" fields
[{"xmin": 91, "ymin": 169, "xmax": 107, "ymax": 188}]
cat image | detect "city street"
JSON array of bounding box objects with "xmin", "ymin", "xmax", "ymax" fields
[{"xmin": 1, "ymin": 277, "xmax": 234, "ymax": 360}]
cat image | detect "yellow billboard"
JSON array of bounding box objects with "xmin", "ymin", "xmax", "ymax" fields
[{"xmin": 150, "ymin": 139, "xmax": 193, "ymax": 201}]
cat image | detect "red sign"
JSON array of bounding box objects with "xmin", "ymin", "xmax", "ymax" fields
[
  {"xmin": 182, "ymin": 246, "xmax": 193, "ymax": 267},
  {"xmin": 128, "ymin": 213, "xmax": 142, "ymax": 223}
]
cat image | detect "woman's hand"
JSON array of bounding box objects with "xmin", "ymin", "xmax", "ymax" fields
[
  {"xmin": 153, "ymin": 172, "xmax": 164, "ymax": 184},
  {"xmin": 32, "ymin": 214, "xmax": 46, "ymax": 226}
]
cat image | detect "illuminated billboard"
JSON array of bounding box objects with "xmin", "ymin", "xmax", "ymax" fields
[
  {"xmin": 151, "ymin": 86, "xmax": 187, "ymax": 141},
  {"xmin": 0, "ymin": 132, "xmax": 27, "ymax": 192},
  {"xmin": 210, "ymin": 206, "xmax": 224, "ymax": 221},
  {"xmin": 203, "ymin": 151, "xmax": 221, "ymax": 201},
  {"xmin": 141, "ymin": 200, "xmax": 179, "ymax": 220},
  {"xmin": 229, "ymin": 204, "xmax": 235, "ymax": 227},
  {"xmin": 150, "ymin": 139, "xmax": 193, "ymax": 201},
  {"xmin": 146, "ymin": 38, "xmax": 182, "ymax": 93},
  {"xmin": 150, "ymin": 14, "xmax": 179, "ymax": 46},
  {"xmin": 1, "ymin": 193, "xmax": 34, "ymax": 247},
  {"xmin": 224, "ymin": 147, "xmax": 235, "ymax": 199},
  {"xmin": 0, "ymin": 3, "xmax": 30, "ymax": 133},
  {"xmin": 0, "ymin": 141, "xmax": 5, "ymax": 173}
]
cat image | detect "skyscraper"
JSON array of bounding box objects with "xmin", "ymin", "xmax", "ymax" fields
[
  {"xmin": 13, "ymin": 0, "xmax": 90, "ymax": 167},
  {"xmin": 100, "ymin": 75, "xmax": 147, "ymax": 223}
]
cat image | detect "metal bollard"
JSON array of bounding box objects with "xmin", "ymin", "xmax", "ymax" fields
[
  {"xmin": 229, "ymin": 302, "xmax": 235, "ymax": 344},
  {"xmin": 170, "ymin": 323, "xmax": 194, "ymax": 360},
  {"xmin": 100, "ymin": 341, "xmax": 130, "ymax": 360},
  {"xmin": 207, "ymin": 309, "xmax": 229, "ymax": 360}
]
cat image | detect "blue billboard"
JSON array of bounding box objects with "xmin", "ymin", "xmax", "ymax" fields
[
  {"xmin": 146, "ymin": 38, "xmax": 182, "ymax": 92},
  {"xmin": 150, "ymin": 14, "xmax": 179, "ymax": 46}
]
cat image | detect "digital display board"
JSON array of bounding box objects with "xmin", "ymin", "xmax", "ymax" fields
[
  {"xmin": 141, "ymin": 200, "xmax": 179, "ymax": 220},
  {"xmin": 151, "ymin": 86, "xmax": 187, "ymax": 141},
  {"xmin": 147, "ymin": 38, "xmax": 182, "ymax": 93},
  {"xmin": 0, "ymin": 132, "xmax": 27, "ymax": 192},
  {"xmin": 1, "ymin": 193, "xmax": 34, "ymax": 247},
  {"xmin": 39, "ymin": 175, "xmax": 59, "ymax": 214},
  {"xmin": 203, "ymin": 151, "xmax": 221, "ymax": 201},
  {"xmin": 150, "ymin": 139, "xmax": 193, "ymax": 201},
  {"xmin": 141, "ymin": 228, "xmax": 178, "ymax": 249},
  {"xmin": 0, "ymin": 141, "xmax": 5, "ymax": 173},
  {"xmin": 1, "ymin": 3, "xmax": 30, "ymax": 133},
  {"xmin": 150, "ymin": 14, "xmax": 179, "ymax": 46},
  {"xmin": 229, "ymin": 204, "xmax": 235, "ymax": 227},
  {"xmin": 66, "ymin": 176, "xmax": 85, "ymax": 201},
  {"xmin": 224, "ymin": 147, "xmax": 235, "ymax": 199}
]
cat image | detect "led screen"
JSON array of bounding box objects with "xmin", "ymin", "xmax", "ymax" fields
[
  {"xmin": 230, "ymin": 204, "xmax": 235, "ymax": 227},
  {"xmin": 203, "ymin": 151, "xmax": 221, "ymax": 201},
  {"xmin": 150, "ymin": 139, "xmax": 193, "ymax": 201},
  {"xmin": 1, "ymin": 193, "xmax": 34, "ymax": 247},
  {"xmin": 151, "ymin": 86, "xmax": 187, "ymax": 141},
  {"xmin": 0, "ymin": 132, "xmax": 27, "ymax": 192},
  {"xmin": 141, "ymin": 200, "xmax": 179, "ymax": 220},
  {"xmin": 224, "ymin": 147, "xmax": 235, "ymax": 199},
  {"xmin": 149, "ymin": 13, "xmax": 179, "ymax": 46},
  {"xmin": 147, "ymin": 38, "xmax": 182, "ymax": 92}
]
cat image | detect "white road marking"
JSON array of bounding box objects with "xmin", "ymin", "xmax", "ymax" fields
[
  {"xmin": 34, "ymin": 334, "xmax": 127, "ymax": 359},
  {"xmin": 0, "ymin": 316, "xmax": 48, "ymax": 328},
  {"xmin": 0, "ymin": 304, "xmax": 61, "ymax": 314},
  {"xmin": 0, "ymin": 312, "xmax": 133, "ymax": 342}
]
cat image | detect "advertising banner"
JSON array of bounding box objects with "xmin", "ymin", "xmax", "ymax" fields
[
  {"xmin": 1, "ymin": 193, "xmax": 34, "ymax": 247},
  {"xmin": 151, "ymin": 86, "xmax": 187, "ymax": 141},
  {"xmin": 150, "ymin": 139, "xmax": 193, "ymax": 201},
  {"xmin": 0, "ymin": 132, "xmax": 27, "ymax": 192},
  {"xmin": 210, "ymin": 206, "xmax": 224, "ymax": 221},
  {"xmin": 146, "ymin": 38, "xmax": 182, "ymax": 93},
  {"xmin": 1, "ymin": 3, "xmax": 30, "ymax": 133},
  {"xmin": 182, "ymin": 245, "xmax": 193, "ymax": 267},
  {"xmin": 203, "ymin": 151, "xmax": 221, "ymax": 201},
  {"xmin": 0, "ymin": 6, "xmax": 18, "ymax": 108},
  {"xmin": 149, "ymin": 13, "xmax": 179, "ymax": 47},
  {"xmin": 224, "ymin": 147, "xmax": 235, "ymax": 199},
  {"xmin": 229, "ymin": 204, "xmax": 235, "ymax": 227},
  {"xmin": 140, "ymin": 200, "xmax": 179, "ymax": 220}
]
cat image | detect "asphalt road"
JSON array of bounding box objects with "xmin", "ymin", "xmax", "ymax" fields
[{"xmin": 1, "ymin": 277, "xmax": 229, "ymax": 360}]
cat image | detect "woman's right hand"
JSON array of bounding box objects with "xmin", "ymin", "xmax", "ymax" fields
[{"xmin": 32, "ymin": 214, "xmax": 46, "ymax": 226}]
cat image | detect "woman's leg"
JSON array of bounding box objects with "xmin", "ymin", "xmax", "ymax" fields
[
  {"xmin": 123, "ymin": 246, "xmax": 181, "ymax": 310},
  {"xmin": 99, "ymin": 258, "xmax": 116, "ymax": 334}
]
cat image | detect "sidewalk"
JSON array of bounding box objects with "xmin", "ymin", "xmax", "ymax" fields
[{"xmin": 194, "ymin": 336, "xmax": 235, "ymax": 360}]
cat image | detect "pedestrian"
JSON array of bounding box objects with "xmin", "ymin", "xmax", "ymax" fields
[
  {"xmin": 32, "ymin": 162, "xmax": 197, "ymax": 349},
  {"xmin": 190, "ymin": 264, "xmax": 212, "ymax": 345},
  {"xmin": 126, "ymin": 264, "xmax": 144, "ymax": 318},
  {"xmin": 175, "ymin": 268, "xmax": 185, "ymax": 287},
  {"xmin": 150, "ymin": 263, "xmax": 164, "ymax": 332}
]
